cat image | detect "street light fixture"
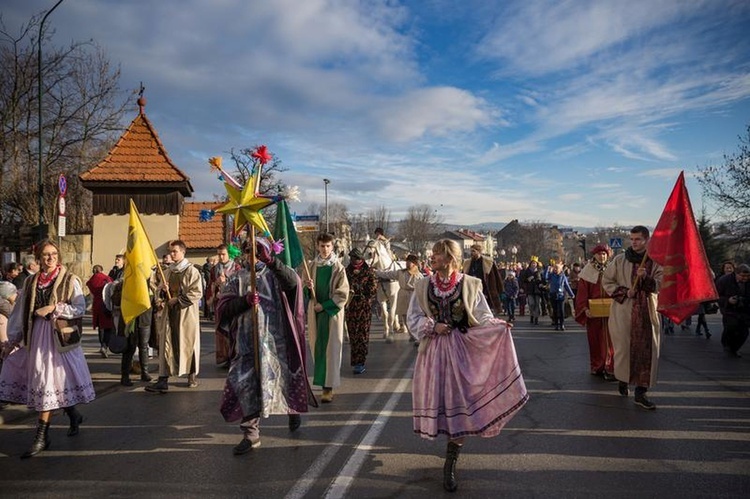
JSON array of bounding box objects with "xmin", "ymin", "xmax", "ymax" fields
[
  {"xmin": 323, "ymin": 178, "xmax": 330, "ymax": 233},
  {"xmin": 38, "ymin": 0, "xmax": 65, "ymax": 228},
  {"xmin": 511, "ymin": 245, "xmax": 518, "ymax": 263}
]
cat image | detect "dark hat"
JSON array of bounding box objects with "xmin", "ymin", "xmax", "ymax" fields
[{"xmin": 349, "ymin": 247, "xmax": 364, "ymax": 260}]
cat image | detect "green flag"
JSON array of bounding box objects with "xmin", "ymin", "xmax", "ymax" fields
[{"xmin": 273, "ymin": 199, "xmax": 304, "ymax": 269}]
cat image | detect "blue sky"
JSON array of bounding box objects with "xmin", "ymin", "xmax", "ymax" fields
[{"xmin": 4, "ymin": 0, "xmax": 750, "ymax": 228}]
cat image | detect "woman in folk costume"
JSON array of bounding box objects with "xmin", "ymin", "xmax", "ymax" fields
[
  {"xmin": 216, "ymin": 237, "xmax": 313, "ymax": 454},
  {"xmin": 574, "ymin": 244, "xmax": 616, "ymax": 380},
  {"xmin": 344, "ymin": 247, "xmax": 378, "ymax": 375},
  {"xmin": 407, "ymin": 239, "xmax": 528, "ymax": 492},
  {"xmin": 375, "ymin": 254, "xmax": 424, "ymax": 343},
  {"xmin": 304, "ymin": 232, "xmax": 349, "ymax": 403},
  {"xmin": 0, "ymin": 239, "xmax": 95, "ymax": 458}
]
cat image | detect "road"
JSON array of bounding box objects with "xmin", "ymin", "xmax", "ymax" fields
[{"xmin": 0, "ymin": 312, "xmax": 748, "ymax": 498}]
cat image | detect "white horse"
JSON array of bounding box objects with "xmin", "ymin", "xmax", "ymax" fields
[{"xmin": 364, "ymin": 239, "xmax": 403, "ymax": 342}]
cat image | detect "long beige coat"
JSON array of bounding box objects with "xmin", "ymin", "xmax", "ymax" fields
[
  {"xmin": 602, "ymin": 253, "xmax": 663, "ymax": 386},
  {"xmin": 306, "ymin": 259, "xmax": 349, "ymax": 388},
  {"xmin": 156, "ymin": 260, "xmax": 203, "ymax": 377}
]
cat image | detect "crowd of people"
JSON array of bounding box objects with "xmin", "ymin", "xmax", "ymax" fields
[{"xmin": 0, "ymin": 226, "xmax": 747, "ymax": 492}]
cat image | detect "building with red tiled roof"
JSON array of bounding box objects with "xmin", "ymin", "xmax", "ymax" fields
[
  {"xmin": 179, "ymin": 201, "xmax": 226, "ymax": 251},
  {"xmin": 81, "ymin": 95, "xmax": 223, "ymax": 266}
]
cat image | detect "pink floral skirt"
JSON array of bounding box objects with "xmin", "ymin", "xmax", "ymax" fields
[{"xmin": 413, "ymin": 324, "xmax": 528, "ymax": 440}]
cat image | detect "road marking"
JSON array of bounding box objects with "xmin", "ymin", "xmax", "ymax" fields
[
  {"xmin": 324, "ymin": 374, "xmax": 412, "ymax": 498},
  {"xmin": 284, "ymin": 346, "xmax": 414, "ymax": 499}
]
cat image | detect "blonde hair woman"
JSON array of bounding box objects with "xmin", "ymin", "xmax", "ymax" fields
[
  {"xmin": 0, "ymin": 239, "xmax": 95, "ymax": 458},
  {"xmin": 407, "ymin": 239, "xmax": 528, "ymax": 492}
]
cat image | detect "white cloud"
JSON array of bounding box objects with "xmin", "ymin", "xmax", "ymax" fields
[{"xmin": 371, "ymin": 87, "xmax": 497, "ymax": 142}]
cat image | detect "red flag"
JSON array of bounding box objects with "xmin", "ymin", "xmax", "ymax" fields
[{"xmin": 648, "ymin": 171, "xmax": 718, "ymax": 324}]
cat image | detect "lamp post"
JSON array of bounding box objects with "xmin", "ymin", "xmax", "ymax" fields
[
  {"xmin": 500, "ymin": 249, "xmax": 506, "ymax": 262},
  {"xmin": 511, "ymin": 245, "xmax": 518, "ymax": 263},
  {"xmin": 323, "ymin": 178, "xmax": 330, "ymax": 233},
  {"xmin": 38, "ymin": 0, "xmax": 65, "ymax": 227}
]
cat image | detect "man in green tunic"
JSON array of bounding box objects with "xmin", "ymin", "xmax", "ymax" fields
[{"xmin": 304, "ymin": 233, "xmax": 349, "ymax": 403}]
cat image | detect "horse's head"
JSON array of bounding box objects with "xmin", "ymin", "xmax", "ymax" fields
[{"xmin": 363, "ymin": 241, "xmax": 379, "ymax": 268}]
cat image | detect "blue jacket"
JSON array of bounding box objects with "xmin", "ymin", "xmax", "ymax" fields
[{"xmin": 546, "ymin": 270, "xmax": 573, "ymax": 299}]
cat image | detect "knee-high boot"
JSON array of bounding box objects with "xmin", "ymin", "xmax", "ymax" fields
[
  {"xmin": 21, "ymin": 419, "xmax": 50, "ymax": 459},
  {"xmin": 443, "ymin": 441, "xmax": 461, "ymax": 492},
  {"xmin": 63, "ymin": 406, "xmax": 83, "ymax": 436}
]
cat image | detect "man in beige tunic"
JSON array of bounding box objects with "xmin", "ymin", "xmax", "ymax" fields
[
  {"xmin": 602, "ymin": 226, "xmax": 663, "ymax": 410},
  {"xmin": 146, "ymin": 240, "xmax": 203, "ymax": 393}
]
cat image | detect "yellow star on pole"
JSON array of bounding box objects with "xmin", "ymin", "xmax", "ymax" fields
[{"xmin": 215, "ymin": 172, "xmax": 273, "ymax": 235}]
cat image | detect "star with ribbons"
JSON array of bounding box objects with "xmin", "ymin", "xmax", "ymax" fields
[{"xmin": 215, "ymin": 171, "xmax": 273, "ymax": 235}]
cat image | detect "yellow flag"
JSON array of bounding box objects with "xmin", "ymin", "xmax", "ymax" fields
[{"xmin": 122, "ymin": 199, "xmax": 159, "ymax": 325}]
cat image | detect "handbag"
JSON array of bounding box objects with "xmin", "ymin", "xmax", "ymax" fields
[
  {"xmin": 108, "ymin": 332, "xmax": 128, "ymax": 354},
  {"xmin": 588, "ymin": 298, "xmax": 614, "ymax": 318},
  {"xmin": 53, "ymin": 317, "xmax": 84, "ymax": 353}
]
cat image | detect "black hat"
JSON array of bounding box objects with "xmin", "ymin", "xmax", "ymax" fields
[{"xmin": 349, "ymin": 247, "xmax": 364, "ymax": 260}]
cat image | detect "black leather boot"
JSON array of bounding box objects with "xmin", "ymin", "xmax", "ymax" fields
[
  {"xmin": 443, "ymin": 441, "xmax": 461, "ymax": 492},
  {"xmin": 21, "ymin": 419, "xmax": 50, "ymax": 459},
  {"xmin": 63, "ymin": 406, "xmax": 83, "ymax": 436}
]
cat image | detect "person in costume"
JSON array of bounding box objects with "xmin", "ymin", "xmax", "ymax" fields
[
  {"xmin": 0, "ymin": 239, "xmax": 95, "ymax": 458},
  {"xmin": 304, "ymin": 232, "xmax": 349, "ymax": 403},
  {"xmin": 407, "ymin": 239, "xmax": 528, "ymax": 492},
  {"xmin": 208, "ymin": 243, "xmax": 243, "ymax": 367},
  {"xmin": 86, "ymin": 265, "xmax": 114, "ymax": 358},
  {"xmin": 602, "ymin": 226, "xmax": 663, "ymax": 410},
  {"xmin": 375, "ymin": 254, "xmax": 424, "ymax": 343},
  {"xmin": 575, "ymin": 244, "xmax": 615, "ymax": 380},
  {"xmin": 462, "ymin": 243, "xmax": 504, "ymax": 315},
  {"xmin": 216, "ymin": 237, "xmax": 312, "ymax": 454},
  {"xmin": 345, "ymin": 248, "xmax": 378, "ymax": 374},
  {"xmin": 146, "ymin": 239, "xmax": 203, "ymax": 393}
]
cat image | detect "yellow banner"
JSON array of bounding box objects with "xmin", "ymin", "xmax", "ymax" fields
[{"xmin": 122, "ymin": 199, "xmax": 158, "ymax": 325}]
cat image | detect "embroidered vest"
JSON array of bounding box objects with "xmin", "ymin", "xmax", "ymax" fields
[{"xmin": 22, "ymin": 266, "xmax": 79, "ymax": 346}]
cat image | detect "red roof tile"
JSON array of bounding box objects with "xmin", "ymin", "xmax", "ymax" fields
[
  {"xmin": 80, "ymin": 111, "xmax": 190, "ymax": 185},
  {"xmin": 179, "ymin": 201, "xmax": 226, "ymax": 249}
]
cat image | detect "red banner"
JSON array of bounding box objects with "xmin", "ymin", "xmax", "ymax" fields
[{"xmin": 648, "ymin": 172, "xmax": 718, "ymax": 324}]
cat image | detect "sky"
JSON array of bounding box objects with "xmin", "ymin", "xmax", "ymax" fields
[{"xmin": 3, "ymin": 0, "xmax": 750, "ymax": 229}]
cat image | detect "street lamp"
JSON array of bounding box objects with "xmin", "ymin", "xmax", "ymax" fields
[
  {"xmin": 511, "ymin": 245, "xmax": 518, "ymax": 263},
  {"xmin": 323, "ymin": 178, "xmax": 330, "ymax": 233},
  {"xmin": 500, "ymin": 249, "xmax": 506, "ymax": 261},
  {"xmin": 38, "ymin": 0, "xmax": 65, "ymax": 228}
]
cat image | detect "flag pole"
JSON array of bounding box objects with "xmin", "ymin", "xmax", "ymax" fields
[
  {"xmin": 301, "ymin": 258, "xmax": 317, "ymax": 302},
  {"xmin": 632, "ymin": 250, "xmax": 649, "ymax": 291},
  {"xmin": 130, "ymin": 199, "xmax": 171, "ymax": 300}
]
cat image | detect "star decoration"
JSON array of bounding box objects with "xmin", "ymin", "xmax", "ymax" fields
[{"xmin": 215, "ymin": 172, "xmax": 273, "ymax": 235}]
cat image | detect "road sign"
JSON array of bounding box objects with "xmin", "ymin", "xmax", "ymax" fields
[
  {"xmin": 58, "ymin": 174, "xmax": 67, "ymax": 197},
  {"xmin": 609, "ymin": 237, "xmax": 623, "ymax": 249},
  {"xmin": 295, "ymin": 215, "xmax": 320, "ymax": 222},
  {"xmin": 58, "ymin": 196, "xmax": 66, "ymax": 216},
  {"xmin": 58, "ymin": 215, "xmax": 66, "ymax": 238},
  {"xmin": 295, "ymin": 221, "xmax": 319, "ymax": 232}
]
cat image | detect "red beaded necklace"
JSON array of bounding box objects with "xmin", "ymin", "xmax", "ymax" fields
[{"xmin": 432, "ymin": 271, "xmax": 458, "ymax": 293}]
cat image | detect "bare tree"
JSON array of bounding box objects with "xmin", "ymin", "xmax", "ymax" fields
[
  {"xmin": 0, "ymin": 13, "xmax": 128, "ymax": 237},
  {"xmin": 364, "ymin": 205, "xmax": 391, "ymax": 238},
  {"xmin": 697, "ymin": 124, "xmax": 750, "ymax": 243},
  {"xmin": 398, "ymin": 204, "xmax": 444, "ymax": 254}
]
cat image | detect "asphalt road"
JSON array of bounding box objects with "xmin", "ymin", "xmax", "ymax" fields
[{"xmin": 0, "ymin": 312, "xmax": 748, "ymax": 498}]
